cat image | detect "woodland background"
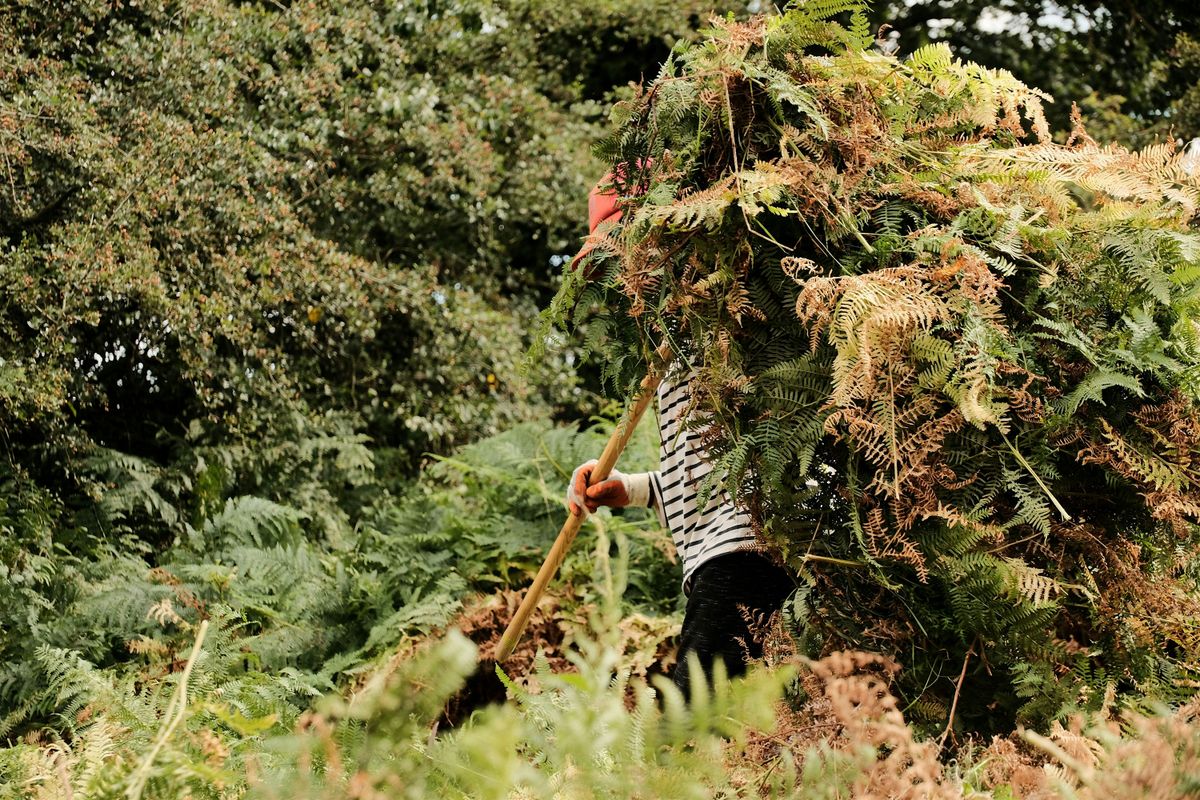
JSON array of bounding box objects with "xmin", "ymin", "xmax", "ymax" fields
[{"xmin": 2, "ymin": 1, "xmax": 1199, "ymax": 798}]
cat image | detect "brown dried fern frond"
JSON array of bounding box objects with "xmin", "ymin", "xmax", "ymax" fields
[
  {"xmin": 978, "ymin": 142, "xmax": 1200, "ymax": 218},
  {"xmin": 797, "ymin": 267, "xmax": 953, "ymax": 408},
  {"xmin": 805, "ymin": 651, "xmax": 955, "ymax": 799}
]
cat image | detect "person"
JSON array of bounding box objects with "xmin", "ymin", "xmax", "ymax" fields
[{"xmin": 566, "ymin": 172, "xmax": 795, "ymax": 697}]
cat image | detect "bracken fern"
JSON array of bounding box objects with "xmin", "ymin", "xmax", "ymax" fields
[{"xmin": 550, "ymin": 0, "xmax": 1200, "ymax": 734}]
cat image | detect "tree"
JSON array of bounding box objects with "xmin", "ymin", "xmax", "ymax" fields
[
  {"xmin": 870, "ymin": 0, "xmax": 1200, "ymax": 138},
  {"xmin": 0, "ymin": 0, "xmax": 748, "ymax": 481}
]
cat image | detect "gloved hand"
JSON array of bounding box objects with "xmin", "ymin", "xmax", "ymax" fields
[{"xmin": 567, "ymin": 459, "xmax": 652, "ymax": 517}]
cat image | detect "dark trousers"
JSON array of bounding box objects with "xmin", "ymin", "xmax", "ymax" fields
[{"xmin": 672, "ymin": 551, "xmax": 795, "ymax": 697}]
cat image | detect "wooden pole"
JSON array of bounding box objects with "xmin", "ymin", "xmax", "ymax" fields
[{"xmin": 496, "ymin": 344, "xmax": 671, "ymax": 662}]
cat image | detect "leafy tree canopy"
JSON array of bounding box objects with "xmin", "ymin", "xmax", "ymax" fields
[{"xmin": 871, "ymin": 0, "xmax": 1200, "ymax": 137}]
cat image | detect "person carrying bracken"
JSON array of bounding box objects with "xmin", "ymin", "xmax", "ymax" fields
[{"xmin": 566, "ymin": 171, "xmax": 796, "ymax": 697}]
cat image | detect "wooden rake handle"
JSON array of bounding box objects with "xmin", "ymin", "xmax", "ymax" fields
[{"xmin": 496, "ymin": 344, "xmax": 671, "ymax": 662}]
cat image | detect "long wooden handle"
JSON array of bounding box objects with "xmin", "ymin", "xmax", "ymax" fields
[{"xmin": 496, "ymin": 345, "xmax": 671, "ymax": 662}]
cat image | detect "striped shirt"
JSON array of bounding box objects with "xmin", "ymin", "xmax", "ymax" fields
[{"xmin": 647, "ymin": 373, "xmax": 759, "ymax": 594}]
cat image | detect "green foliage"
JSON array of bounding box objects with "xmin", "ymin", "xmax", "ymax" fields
[
  {"xmin": 551, "ymin": 1, "xmax": 1200, "ymax": 734},
  {"xmin": 6, "ymin": 0, "xmax": 1200, "ymax": 796},
  {"xmin": 870, "ymin": 0, "xmax": 1200, "ymax": 138},
  {"xmin": 0, "ymin": 2, "xmax": 630, "ymax": 589},
  {"xmin": 0, "ymin": 617, "xmax": 794, "ymax": 799},
  {"xmin": 0, "ymin": 418, "xmax": 672, "ymax": 739},
  {"xmin": 0, "ymin": 0, "xmax": 765, "ymax": 564},
  {"xmin": 7, "ymin": 585, "xmax": 1200, "ymax": 798}
]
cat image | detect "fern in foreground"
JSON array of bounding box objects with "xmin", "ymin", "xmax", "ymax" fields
[
  {"xmin": 7, "ymin": 420, "xmax": 1200, "ymax": 799},
  {"xmin": 10, "ymin": 616, "xmax": 1200, "ymax": 799}
]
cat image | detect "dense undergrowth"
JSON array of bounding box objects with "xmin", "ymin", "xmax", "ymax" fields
[
  {"xmin": 0, "ymin": 419, "xmax": 671, "ymax": 737},
  {"xmin": 5, "ymin": 421, "xmax": 1200, "ymax": 799},
  {"xmin": 0, "ymin": 420, "xmax": 687, "ymax": 795}
]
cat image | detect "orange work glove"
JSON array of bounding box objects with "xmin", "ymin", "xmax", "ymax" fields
[{"xmin": 567, "ymin": 459, "xmax": 652, "ymax": 517}]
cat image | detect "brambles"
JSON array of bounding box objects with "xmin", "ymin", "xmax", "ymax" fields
[{"xmin": 557, "ymin": 0, "xmax": 1200, "ymax": 733}]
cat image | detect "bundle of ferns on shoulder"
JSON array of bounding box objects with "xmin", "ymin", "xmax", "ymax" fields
[{"xmin": 552, "ymin": 1, "xmax": 1200, "ymax": 735}]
